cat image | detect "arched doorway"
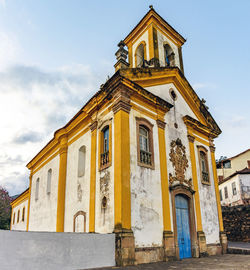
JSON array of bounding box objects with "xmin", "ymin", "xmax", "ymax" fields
[{"xmin": 175, "ymin": 195, "xmax": 191, "ymax": 259}]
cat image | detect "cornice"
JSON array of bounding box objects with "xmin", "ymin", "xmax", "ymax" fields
[
  {"xmin": 183, "ymin": 115, "xmax": 220, "ymax": 139},
  {"xmin": 11, "ymin": 188, "xmax": 29, "ymax": 207}
]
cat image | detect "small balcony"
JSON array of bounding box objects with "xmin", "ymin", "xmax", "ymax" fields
[
  {"xmin": 202, "ymin": 171, "xmax": 209, "ymax": 183},
  {"xmin": 140, "ymin": 150, "xmax": 152, "ymax": 165},
  {"xmin": 101, "ymin": 151, "xmax": 109, "ymax": 166}
]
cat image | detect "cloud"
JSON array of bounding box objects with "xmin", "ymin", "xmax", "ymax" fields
[
  {"xmin": 0, "ymin": 31, "xmax": 20, "ymax": 71},
  {"xmin": 13, "ymin": 131, "xmax": 42, "ymax": 144},
  {"xmin": 0, "ymin": 63, "xmax": 104, "ymax": 195}
]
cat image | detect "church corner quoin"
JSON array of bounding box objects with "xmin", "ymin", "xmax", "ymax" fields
[{"xmin": 10, "ymin": 6, "xmax": 227, "ymax": 266}]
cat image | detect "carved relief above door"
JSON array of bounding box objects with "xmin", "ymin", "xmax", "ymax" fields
[{"xmin": 169, "ymin": 138, "xmax": 192, "ymax": 188}]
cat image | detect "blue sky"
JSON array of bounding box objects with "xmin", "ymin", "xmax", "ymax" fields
[{"xmin": 0, "ymin": 0, "xmax": 249, "ymax": 195}]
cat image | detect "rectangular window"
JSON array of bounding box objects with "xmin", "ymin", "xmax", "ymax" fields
[
  {"xmin": 198, "ymin": 146, "xmax": 210, "ymax": 185},
  {"xmin": 223, "ymin": 160, "xmax": 231, "ymax": 168},
  {"xmin": 232, "ymin": 182, "xmax": 237, "ymax": 196},
  {"xmin": 136, "ymin": 117, "xmax": 154, "ymax": 169},
  {"xmin": 224, "ymin": 186, "xmax": 228, "ymax": 199},
  {"xmin": 219, "ymin": 189, "xmax": 223, "ymax": 201},
  {"xmin": 99, "ymin": 124, "xmax": 112, "ymax": 170}
]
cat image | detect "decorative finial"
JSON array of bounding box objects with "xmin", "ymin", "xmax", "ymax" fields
[{"xmin": 149, "ymin": 5, "xmax": 153, "ymax": 9}]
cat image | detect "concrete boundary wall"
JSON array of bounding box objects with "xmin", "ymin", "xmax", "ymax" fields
[{"xmin": 0, "ymin": 230, "xmax": 115, "ymax": 270}]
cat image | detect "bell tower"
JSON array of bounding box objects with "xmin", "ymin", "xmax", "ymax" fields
[{"xmin": 114, "ymin": 6, "xmax": 186, "ymax": 73}]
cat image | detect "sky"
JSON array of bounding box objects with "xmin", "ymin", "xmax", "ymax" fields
[{"xmin": 0, "ymin": 0, "xmax": 249, "ymax": 195}]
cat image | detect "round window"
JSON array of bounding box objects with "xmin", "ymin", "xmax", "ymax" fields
[{"xmin": 169, "ymin": 89, "xmax": 177, "ymax": 101}]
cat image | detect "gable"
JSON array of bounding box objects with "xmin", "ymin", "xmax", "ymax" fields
[{"xmin": 119, "ymin": 67, "xmax": 221, "ymax": 137}]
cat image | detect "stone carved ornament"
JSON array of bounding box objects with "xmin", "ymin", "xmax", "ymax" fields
[
  {"xmin": 100, "ymin": 171, "xmax": 110, "ymax": 209},
  {"xmin": 169, "ymin": 138, "xmax": 192, "ymax": 187}
]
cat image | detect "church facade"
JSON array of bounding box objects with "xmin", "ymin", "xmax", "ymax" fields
[{"xmin": 10, "ymin": 7, "xmax": 227, "ymax": 265}]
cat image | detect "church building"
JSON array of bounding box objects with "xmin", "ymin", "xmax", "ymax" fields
[{"xmin": 10, "ymin": 6, "xmax": 227, "ymax": 265}]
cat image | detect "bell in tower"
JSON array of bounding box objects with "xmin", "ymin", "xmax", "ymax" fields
[{"xmin": 114, "ymin": 5, "xmax": 185, "ymax": 73}]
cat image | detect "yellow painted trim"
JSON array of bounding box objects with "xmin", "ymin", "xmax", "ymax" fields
[
  {"xmin": 210, "ymin": 150, "xmax": 224, "ymax": 232},
  {"xmin": 158, "ymin": 126, "xmax": 172, "ymax": 231},
  {"xmin": 128, "ymin": 43, "xmax": 133, "ymax": 67},
  {"xmin": 154, "ymin": 24, "xmax": 180, "ymax": 47},
  {"xmin": 130, "ymin": 24, "xmax": 149, "ymax": 47},
  {"xmin": 114, "ymin": 109, "xmax": 131, "ymax": 229},
  {"xmin": 188, "ymin": 138, "xmax": 203, "ymax": 232},
  {"xmin": 89, "ymin": 126, "xmax": 97, "ymax": 232},
  {"xmin": 56, "ymin": 136, "xmax": 68, "ymax": 232},
  {"xmin": 121, "ymin": 68, "xmax": 207, "ymax": 126},
  {"xmin": 190, "ymin": 133, "xmax": 210, "ymax": 147},
  {"xmin": 26, "ymin": 174, "xmax": 32, "ymax": 231},
  {"xmin": 68, "ymin": 126, "xmax": 90, "ymax": 146},
  {"xmin": 98, "ymin": 122, "xmax": 112, "ymax": 171},
  {"xmin": 124, "ymin": 11, "xmax": 185, "ymax": 47},
  {"xmin": 32, "ymin": 151, "xmax": 59, "ymax": 175},
  {"xmin": 131, "ymin": 103, "xmax": 157, "ymax": 120},
  {"xmin": 27, "ymin": 99, "xmax": 113, "ymax": 173},
  {"xmin": 148, "ymin": 24, "xmax": 154, "ymax": 59},
  {"xmin": 11, "ymin": 189, "xmax": 29, "ymax": 207},
  {"xmin": 130, "ymin": 95, "xmax": 158, "ymax": 114}
]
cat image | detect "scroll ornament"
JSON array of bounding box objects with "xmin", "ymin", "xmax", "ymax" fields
[{"xmin": 169, "ymin": 138, "xmax": 192, "ymax": 187}]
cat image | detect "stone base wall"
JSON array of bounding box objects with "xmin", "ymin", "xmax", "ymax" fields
[
  {"xmin": 222, "ymin": 205, "xmax": 250, "ymax": 242},
  {"xmin": 135, "ymin": 247, "xmax": 164, "ymax": 264},
  {"xmin": 207, "ymin": 244, "xmax": 222, "ymax": 256},
  {"xmin": 116, "ymin": 230, "xmax": 224, "ymax": 266}
]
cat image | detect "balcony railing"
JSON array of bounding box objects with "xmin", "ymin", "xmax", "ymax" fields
[
  {"xmin": 140, "ymin": 150, "xmax": 152, "ymax": 165},
  {"xmin": 101, "ymin": 151, "xmax": 109, "ymax": 166},
  {"xmin": 202, "ymin": 171, "xmax": 209, "ymax": 183}
]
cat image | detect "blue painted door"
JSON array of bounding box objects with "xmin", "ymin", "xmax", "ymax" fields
[{"xmin": 175, "ymin": 195, "xmax": 192, "ymax": 259}]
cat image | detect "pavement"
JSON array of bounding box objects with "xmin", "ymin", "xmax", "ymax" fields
[
  {"xmin": 87, "ymin": 254, "xmax": 250, "ymax": 270},
  {"xmin": 228, "ymin": 241, "xmax": 250, "ymax": 254}
]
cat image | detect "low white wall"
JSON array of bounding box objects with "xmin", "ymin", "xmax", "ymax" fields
[{"xmin": 0, "ymin": 230, "xmax": 115, "ymax": 270}]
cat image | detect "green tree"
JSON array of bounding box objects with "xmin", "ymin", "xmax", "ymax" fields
[{"xmin": 0, "ymin": 186, "xmax": 12, "ymax": 230}]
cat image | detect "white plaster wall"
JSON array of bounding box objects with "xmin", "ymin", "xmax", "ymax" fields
[
  {"xmin": 132, "ymin": 30, "xmax": 149, "ymax": 68},
  {"xmin": 219, "ymin": 175, "xmax": 242, "ymax": 206},
  {"xmin": 157, "ymin": 29, "xmax": 180, "ymax": 68},
  {"xmin": 163, "ymin": 94, "xmax": 194, "ymax": 233},
  {"xmin": 239, "ymin": 174, "xmax": 250, "ymax": 200},
  {"xmin": 95, "ymin": 111, "xmax": 115, "ymax": 233},
  {"xmin": 130, "ymin": 109, "xmax": 164, "ymax": 247},
  {"xmin": 145, "ymin": 83, "xmax": 198, "ymax": 122},
  {"xmin": 29, "ymin": 155, "xmax": 60, "ymax": 231},
  {"xmin": 139, "ymin": 82, "xmax": 199, "ymax": 243},
  {"xmin": 11, "ymin": 199, "xmax": 28, "ymax": 231},
  {"xmin": 64, "ymin": 130, "xmax": 91, "ymax": 232},
  {"xmin": 194, "ymin": 142, "xmax": 220, "ymax": 244}
]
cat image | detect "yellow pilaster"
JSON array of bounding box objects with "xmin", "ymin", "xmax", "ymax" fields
[
  {"xmin": 148, "ymin": 24, "xmax": 154, "ymax": 60},
  {"xmin": 89, "ymin": 121, "xmax": 97, "ymax": 232},
  {"xmin": 113, "ymin": 105, "xmax": 131, "ymax": 230},
  {"xmin": 188, "ymin": 135, "xmax": 203, "ymax": 232},
  {"xmin": 157, "ymin": 120, "xmax": 172, "ymax": 231},
  {"xmin": 56, "ymin": 135, "xmax": 68, "ymax": 232},
  {"xmin": 210, "ymin": 145, "xmax": 224, "ymax": 232},
  {"xmin": 26, "ymin": 171, "xmax": 33, "ymax": 231},
  {"xmin": 128, "ymin": 43, "xmax": 133, "ymax": 68}
]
